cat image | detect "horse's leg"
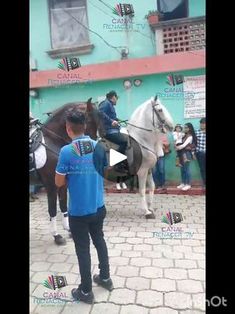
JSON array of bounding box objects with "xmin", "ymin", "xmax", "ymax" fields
[
  {"xmin": 147, "ymin": 170, "xmax": 155, "ymax": 213},
  {"xmin": 129, "ymin": 175, "xmax": 134, "ymax": 192},
  {"xmin": 46, "ymin": 185, "xmax": 66, "ymax": 245},
  {"xmin": 57, "ymin": 186, "xmax": 70, "ymax": 232},
  {"xmin": 137, "ymin": 167, "xmax": 155, "ymax": 219}
]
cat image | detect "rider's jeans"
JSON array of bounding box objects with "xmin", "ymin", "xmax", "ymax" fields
[{"xmin": 105, "ymin": 132, "xmax": 128, "ymax": 154}]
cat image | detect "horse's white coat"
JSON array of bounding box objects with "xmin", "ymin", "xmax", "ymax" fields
[{"xmin": 127, "ymin": 97, "xmax": 174, "ymax": 216}]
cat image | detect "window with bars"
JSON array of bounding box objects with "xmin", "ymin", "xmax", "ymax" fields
[
  {"xmin": 48, "ymin": 0, "xmax": 90, "ymax": 49},
  {"xmin": 162, "ymin": 21, "xmax": 205, "ymax": 54}
]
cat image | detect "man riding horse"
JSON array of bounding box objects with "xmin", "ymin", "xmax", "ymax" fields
[{"xmin": 98, "ymin": 91, "xmax": 128, "ymax": 172}]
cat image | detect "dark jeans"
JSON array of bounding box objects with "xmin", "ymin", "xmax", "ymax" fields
[
  {"xmin": 196, "ymin": 151, "xmax": 206, "ymax": 186},
  {"xmin": 69, "ymin": 206, "xmax": 110, "ymax": 293},
  {"xmin": 180, "ymin": 151, "xmax": 192, "ymax": 185},
  {"xmin": 152, "ymin": 156, "xmax": 165, "ymax": 187},
  {"xmin": 105, "ymin": 132, "xmax": 128, "ymax": 154},
  {"xmin": 117, "ymin": 176, "xmax": 128, "ymax": 183}
]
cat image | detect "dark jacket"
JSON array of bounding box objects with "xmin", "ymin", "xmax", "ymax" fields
[{"xmin": 99, "ymin": 98, "xmax": 120, "ymax": 134}]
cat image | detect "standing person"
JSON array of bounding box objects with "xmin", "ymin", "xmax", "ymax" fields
[
  {"xmin": 116, "ymin": 176, "xmax": 127, "ymax": 190},
  {"xmin": 176, "ymin": 123, "xmax": 197, "ymax": 191},
  {"xmin": 29, "ymin": 185, "xmax": 38, "ymax": 202},
  {"xmin": 99, "ymin": 91, "xmax": 128, "ymax": 172},
  {"xmin": 195, "ymin": 117, "xmax": 206, "ymax": 188},
  {"xmin": 55, "ymin": 109, "xmax": 113, "ymax": 304},
  {"xmin": 152, "ymin": 133, "xmax": 171, "ymax": 192},
  {"xmin": 173, "ymin": 124, "xmax": 186, "ymax": 166}
]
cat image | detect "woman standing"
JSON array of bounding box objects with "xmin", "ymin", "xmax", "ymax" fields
[
  {"xmin": 176, "ymin": 123, "xmax": 197, "ymax": 191},
  {"xmin": 152, "ymin": 133, "xmax": 171, "ymax": 192}
]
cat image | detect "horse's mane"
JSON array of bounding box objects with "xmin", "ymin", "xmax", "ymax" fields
[
  {"xmin": 129, "ymin": 99, "xmax": 150, "ymax": 123},
  {"xmin": 44, "ymin": 102, "xmax": 96, "ymax": 125}
]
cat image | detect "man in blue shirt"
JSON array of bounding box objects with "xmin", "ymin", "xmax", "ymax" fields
[
  {"xmin": 195, "ymin": 117, "xmax": 206, "ymax": 188},
  {"xmin": 99, "ymin": 91, "xmax": 128, "ymax": 155},
  {"xmin": 55, "ymin": 109, "xmax": 114, "ymax": 304}
]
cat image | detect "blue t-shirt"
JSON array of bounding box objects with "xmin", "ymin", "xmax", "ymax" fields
[{"xmin": 56, "ymin": 135, "xmax": 107, "ymax": 217}]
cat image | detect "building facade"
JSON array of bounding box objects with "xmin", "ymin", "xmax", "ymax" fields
[{"xmin": 30, "ymin": 0, "xmax": 205, "ymax": 184}]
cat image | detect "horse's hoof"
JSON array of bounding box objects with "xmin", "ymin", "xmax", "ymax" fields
[
  {"xmin": 145, "ymin": 212, "xmax": 156, "ymax": 219},
  {"xmin": 54, "ymin": 234, "xmax": 66, "ymax": 245}
]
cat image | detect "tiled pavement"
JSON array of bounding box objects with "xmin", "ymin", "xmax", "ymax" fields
[{"xmin": 30, "ymin": 192, "xmax": 205, "ymax": 314}]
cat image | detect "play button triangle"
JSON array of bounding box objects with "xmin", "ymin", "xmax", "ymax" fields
[{"xmin": 109, "ymin": 149, "xmax": 127, "ymax": 166}]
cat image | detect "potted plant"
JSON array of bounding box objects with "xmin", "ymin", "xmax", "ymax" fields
[{"xmin": 145, "ymin": 10, "xmax": 161, "ymax": 25}]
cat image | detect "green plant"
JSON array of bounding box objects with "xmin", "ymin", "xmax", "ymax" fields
[{"xmin": 145, "ymin": 10, "xmax": 159, "ymax": 19}]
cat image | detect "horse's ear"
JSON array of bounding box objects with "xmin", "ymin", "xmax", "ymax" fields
[
  {"xmin": 86, "ymin": 98, "xmax": 93, "ymax": 112},
  {"xmin": 154, "ymin": 95, "xmax": 158, "ymax": 101}
]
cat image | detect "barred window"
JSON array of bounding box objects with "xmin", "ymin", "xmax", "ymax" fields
[{"xmin": 48, "ymin": 0, "xmax": 90, "ymax": 49}]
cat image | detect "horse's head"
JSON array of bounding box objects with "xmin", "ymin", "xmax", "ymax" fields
[
  {"xmin": 150, "ymin": 95, "xmax": 174, "ymax": 133},
  {"xmin": 85, "ymin": 98, "xmax": 104, "ymax": 140}
]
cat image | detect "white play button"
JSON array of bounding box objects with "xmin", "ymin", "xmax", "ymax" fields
[{"xmin": 109, "ymin": 149, "xmax": 127, "ymax": 166}]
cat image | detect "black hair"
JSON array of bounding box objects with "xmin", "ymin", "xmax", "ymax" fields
[
  {"xmin": 65, "ymin": 108, "xmax": 86, "ymax": 134},
  {"xmin": 184, "ymin": 123, "xmax": 197, "ymax": 145},
  {"xmin": 66, "ymin": 108, "xmax": 86, "ymax": 125},
  {"xmin": 200, "ymin": 117, "xmax": 206, "ymax": 124},
  {"xmin": 174, "ymin": 124, "xmax": 183, "ymax": 131},
  {"xmin": 106, "ymin": 90, "xmax": 118, "ymax": 99}
]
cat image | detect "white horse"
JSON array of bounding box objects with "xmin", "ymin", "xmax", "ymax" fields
[{"xmin": 126, "ymin": 95, "xmax": 174, "ymax": 219}]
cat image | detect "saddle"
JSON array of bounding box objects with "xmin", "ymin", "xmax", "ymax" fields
[
  {"xmin": 99, "ymin": 134, "xmax": 142, "ymax": 176},
  {"xmin": 29, "ymin": 122, "xmax": 43, "ymax": 172},
  {"xmin": 29, "ymin": 127, "xmax": 43, "ymax": 154}
]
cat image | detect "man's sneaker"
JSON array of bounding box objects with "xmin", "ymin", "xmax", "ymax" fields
[
  {"xmin": 116, "ymin": 183, "xmax": 121, "ymax": 190},
  {"xmin": 177, "ymin": 184, "xmax": 185, "ymax": 189},
  {"xmin": 93, "ymin": 274, "xmax": 114, "ymax": 291},
  {"xmin": 121, "ymin": 182, "xmax": 127, "ymax": 189},
  {"xmin": 182, "ymin": 184, "xmax": 191, "ymax": 191},
  {"xmin": 71, "ymin": 288, "xmax": 94, "ymax": 304}
]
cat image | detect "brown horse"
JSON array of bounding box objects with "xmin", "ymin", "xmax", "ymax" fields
[{"xmin": 30, "ymin": 98, "xmax": 99, "ymax": 245}]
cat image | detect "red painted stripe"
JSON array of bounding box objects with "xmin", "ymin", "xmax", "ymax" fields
[{"xmin": 30, "ymin": 50, "xmax": 205, "ymax": 89}]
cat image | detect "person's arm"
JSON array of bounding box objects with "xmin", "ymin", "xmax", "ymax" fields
[
  {"xmin": 99, "ymin": 102, "xmax": 114, "ymax": 125},
  {"xmin": 55, "ymin": 173, "xmax": 66, "ymax": 188},
  {"xmin": 55, "ymin": 147, "xmax": 69, "ymax": 187},
  {"xmin": 176, "ymin": 136, "xmax": 192, "ymax": 150}
]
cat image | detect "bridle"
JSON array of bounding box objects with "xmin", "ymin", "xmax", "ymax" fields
[
  {"xmin": 152, "ymin": 103, "xmax": 167, "ymax": 133},
  {"xmin": 127, "ymin": 97, "xmax": 168, "ymax": 133}
]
